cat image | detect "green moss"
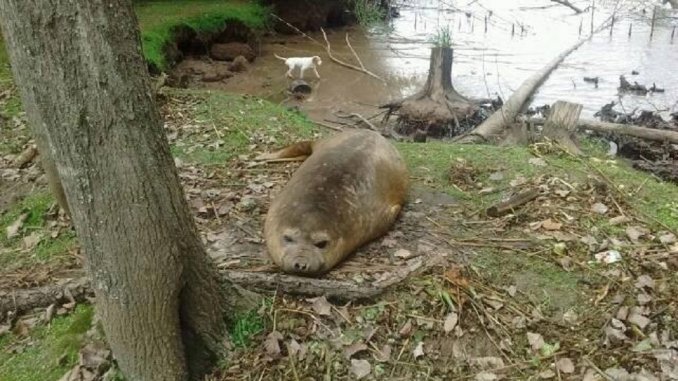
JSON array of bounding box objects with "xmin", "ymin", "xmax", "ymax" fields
[
  {"xmin": 136, "ymin": 0, "xmax": 268, "ymax": 71},
  {"xmin": 0, "ymin": 305, "xmax": 94, "ymax": 381},
  {"xmin": 171, "ymin": 91, "xmax": 319, "ymax": 164}
]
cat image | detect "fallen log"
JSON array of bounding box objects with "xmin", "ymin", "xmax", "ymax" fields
[
  {"xmin": 455, "ymin": 13, "xmax": 617, "ymax": 144},
  {"xmin": 0, "ymin": 257, "xmax": 433, "ymax": 316},
  {"xmin": 528, "ymin": 117, "xmax": 678, "ymax": 144},
  {"xmin": 0, "ymin": 277, "xmax": 92, "ymax": 320}
]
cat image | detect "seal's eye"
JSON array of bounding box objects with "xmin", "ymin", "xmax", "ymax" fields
[
  {"xmin": 283, "ymin": 235, "xmax": 294, "ymax": 243},
  {"xmin": 314, "ymin": 240, "xmax": 328, "ymax": 249}
]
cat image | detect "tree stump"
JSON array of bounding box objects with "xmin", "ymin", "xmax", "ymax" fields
[
  {"xmin": 542, "ymin": 100, "xmax": 583, "ymax": 155},
  {"xmin": 383, "ymin": 47, "xmax": 477, "ymax": 138}
]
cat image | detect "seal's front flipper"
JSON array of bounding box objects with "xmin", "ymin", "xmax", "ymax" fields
[{"xmin": 255, "ymin": 141, "xmax": 314, "ymax": 161}]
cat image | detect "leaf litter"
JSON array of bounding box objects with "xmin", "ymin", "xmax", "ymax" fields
[{"xmin": 2, "ymin": 91, "xmax": 677, "ymax": 380}]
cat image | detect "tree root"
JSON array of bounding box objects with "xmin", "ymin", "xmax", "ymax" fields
[{"xmin": 1, "ymin": 256, "xmax": 439, "ymax": 317}]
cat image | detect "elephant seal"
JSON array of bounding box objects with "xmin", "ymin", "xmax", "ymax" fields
[{"xmin": 259, "ymin": 129, "xmax": 409, "ymax": 276}]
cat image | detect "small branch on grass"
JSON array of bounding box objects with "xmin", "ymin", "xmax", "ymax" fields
[{"xmin": 485, "ymin": 188, "xmax": 540, "ymax": 217}]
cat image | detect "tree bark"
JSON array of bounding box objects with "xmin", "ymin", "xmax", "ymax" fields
[{"xmin": 0, "ymin": 1, "xmax": 255, "ymax": 380}]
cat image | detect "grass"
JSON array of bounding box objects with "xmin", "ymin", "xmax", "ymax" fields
[
  {"xmin": 397, "ymin": 140, "xmax": 678, "ymax": 231},
  {"xmin": 135, "ymin": 0, "xmax": 268, "ymax": 71},
  {"xmin": 0, "ymin": 192, "xmax": 77, "ymax": 274},
  {"xmin": 230, "ymin": 309, "xmax": 266, "ymax": 347},
  {"xmin": 430, "ymin": 25, "xmax": 453, "ymax": 48},
  {"xmin": 349, "ymin": 0, "xmax": 386, "ymax": 28},
  {"xmin": 0, "ymin": 305, "xmax": 94, "ymax": 381},
  {"xmin": 170, "ymin": 90, "xmax": 319, "ymax": 165}
]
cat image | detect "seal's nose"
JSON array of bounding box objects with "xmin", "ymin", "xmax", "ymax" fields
[{"xmin": 293, "ymin": 260, "xmax": 309, "ymax": 272}]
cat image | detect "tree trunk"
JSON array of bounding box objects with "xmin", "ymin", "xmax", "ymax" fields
[
  {"xmin": 383, "ymin": 47, "xmax": 476, "ymax": 138},
  {"xmin": 0, "ymin": 1, "xmax": 255, "ymax": 380}
]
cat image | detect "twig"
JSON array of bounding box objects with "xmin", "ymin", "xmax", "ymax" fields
[
  {"xmin": 485, "ymin": 188, "xmax": 540, "ymax": 217},
  {"xmin": 315, "ymin": 121, "xmax": 343, "ymax": 131},
  {"xmin": 550, "ymin": 0, "xmax": 583, "ymax": 13},
  {"xmin": 335, "ymin": 111, "xmax": 378, "ymax": 130},
  {"xmin": 320, "ymin": 28, "xmax": 384, "ymax": 82},
  {"xmin": 345, "ymin": 33, "xmax": 366, "ymax": 70},
  {"xmin": 583, "ymin": 358, "xmax": 614, "ymax": 381}
]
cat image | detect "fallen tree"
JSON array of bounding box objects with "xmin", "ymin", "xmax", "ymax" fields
[
  {"xmin": 528, "ymin": 117, "xmax": 678, "ymax": 145},
  {"xmin": 0, "ymin": 255, "xmax": 437, "ymax": 317},
  {"xmin": 455, "ymin": 11, "xmax": 618, "ymax": 144}
]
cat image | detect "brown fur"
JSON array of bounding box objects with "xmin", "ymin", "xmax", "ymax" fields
[{"xmin": 260, "ymin": 130, "xmax": 409, "ymax": 276}]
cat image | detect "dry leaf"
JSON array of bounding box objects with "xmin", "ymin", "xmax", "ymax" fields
[
  {"xmin": 489, "ymin": 172, "xmax": 504, "ymax": 181},
  {"xmin": 627, "ymin": 311, "xmax": 651, "ymax": 329},
  {"xmin": 470, "ymin": 357, "xmax": 504, "ymax": 369},
  {"xmin": 307, "ymin": 296, "xmax": 332, "ymax": 316},
  {"xmin": 626, "ymin": 226, "xmax": 648, "ymax": 242},
  {"xmin": 475, "ymin": 371, "xmax": 499, "ymax": 381},
  {"xmin": 556, "ymin": 357, "xmax": 575, "ymax": 373},
  {"xmin": 609, "ymin": 215, "xmax": 631, "ymax": 225},
  {"xmin": 659, "ymin": 232, "xmax": 676, "ymax": 244},
  {"xmin": 413, "ymin": 341, "xmax": 425, "ymax": 359},
  {"xmin": 637, "ymin": 293, "xmax": 652, "ymax": 305},
  {"xmin": 374, "ymin": 344, "xmax": 391, "ymax": 362},
  {"xmin": 344, "ymin": 342, "xmax": 368, "ymax": 359},
  {"xmin": 264, "ymin": 331, "xmax": 283, "ymax": 357},
  {"xmin": 541, "ymin": 219, "xmax": 562, "ymax": 231},
  {"xmin": 399, "ymin": 320, "xmax": 413, "ymax": 337},
  {"xmin": 529, "ymin": 157, "xmax": 547, "ymax": 166},
  {"xmin": 510, "ymin": 176, "xmax": 527, "ymax": 187},
  {"xmin": 635, "ymin": 275, "xmax": 655, "ymax": 290},
  {"xmin": 539, "ymin": 369, "xmax": 556, "ymax": 379},
  {"xmin": 443, "ymin": 312, "xmax": 459, "ymax": 333},
  {"xmin": 286, "ymin": 339, "xmax": 301, "ymax": 357},
  {"xmin": 6, "ymin": 213, "xmax": 28, "ymax": 239},
  {"xmin": 22, "ymin": 232, "xmax": 42, "ymax": 251},
  {"xmin": 591, "ymin": 202, "xmax": 609, "ymax": 214},
  {"xmin": 527, "ymin": 332, "xmax": 545, "ymax": 351},
  {"xmin": 350, "ymin": 359, "xmax": 371, "ymax": 379},
  {"xmin": 393, "ymin": 248, "xmax": 413, "ymax": 259}
]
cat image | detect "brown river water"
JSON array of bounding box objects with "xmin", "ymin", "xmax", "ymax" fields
[{"xmin": 206, "ymin": 0, "xmax": 678, "ymax": 125}]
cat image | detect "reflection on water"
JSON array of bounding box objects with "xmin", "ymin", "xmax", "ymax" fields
[{"xmin": 219, "ymin": 0, "xmax": 678, "ymax": 122}]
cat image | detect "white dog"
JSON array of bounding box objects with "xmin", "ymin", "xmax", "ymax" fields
[{"xmin": 274, "ymin": 54, "xmax": 322, "ymax": 79}]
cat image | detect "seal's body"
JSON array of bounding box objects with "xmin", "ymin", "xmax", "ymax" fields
[{"xmin": 260, "ymin": 130, "xmax": 409, "ymax": 276}]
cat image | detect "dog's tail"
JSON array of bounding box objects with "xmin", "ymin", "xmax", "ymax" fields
[{"xmin": 273, "ymin": 53, "xmax": 287, "ymax": 61}]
